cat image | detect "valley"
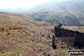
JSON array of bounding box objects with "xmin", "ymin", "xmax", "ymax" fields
[{"xmin": 0, "ymin": 0, "xmax": 84, "ymax": 56}]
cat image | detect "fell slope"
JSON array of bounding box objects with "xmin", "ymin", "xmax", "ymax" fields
[
  {"xmin": 0, "ymin": 12, "xmax": 84, "ymax": 56},
  {"xmin": 29, "ymin": 0, "xmax": 84, "ymax": 26},
  {"xmin": 0, "ymin": 12, "xmax": 50, "ymax": 26}
]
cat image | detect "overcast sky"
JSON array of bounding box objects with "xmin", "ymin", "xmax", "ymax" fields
[{"xmin": 0, "ymin": 0, "xmax": 75, "ymax": 9}]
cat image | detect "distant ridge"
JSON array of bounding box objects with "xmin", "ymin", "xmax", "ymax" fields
[{"xmin": 28, "ymin": 0, "xmax": 84, "ymax": 26}]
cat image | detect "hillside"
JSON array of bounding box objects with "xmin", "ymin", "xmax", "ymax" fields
[
  {"xmin": 0, "ymin": 0, "xmax": 84, "ymax": 56},
  {"xmin": 29, "ymin": 0, "xmax": 84, "ymax": 26},
  {"xmin": 0, "ymin": 12, "xmax": 50, "ymax": 27},
  {"xmin": 0, "ymin": 12, "xmax": 84, "ymax": 56},
  {"xmin": 0, "ymin": 12, "xmax": 55, "ymax": 56}
]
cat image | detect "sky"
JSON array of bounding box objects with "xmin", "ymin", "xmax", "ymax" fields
[{"xmin": 0, "ymin": 0, "xmax": 72, "ymax": 9}]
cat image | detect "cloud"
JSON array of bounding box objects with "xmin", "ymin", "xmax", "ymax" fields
[
  {"xmin": 0, "ymin": 0, "xmax": 45, "ymax": 9},
  {"xmin": 0, "ymin": 0, "xmax": 79, "ymax": 9}
]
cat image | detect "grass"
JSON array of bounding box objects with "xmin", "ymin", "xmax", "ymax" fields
[
  {"xmin": 0, "ymin": 25, "xmax": 83, "ymax": 56},
  {"xmin": 0, "ymin": 51, "xmax": 14, "ymax": 56},
  {"xmin": 8, "ymin": 30, "xmax": 21, "ymax": 35},
  {"xmin": 61, "ymin": 47, "xmax": 68, "ymax": 50},
  {"xmin": 0, "ymin": 31, "xmax": 7, "ymax": 35},
  {"xmin": 0, "ymin": 29, "xmax": 33, "ymax": 56},
  {"xmin": 35, "ymin": 43, "xmax": 48, "ymax": 47}
]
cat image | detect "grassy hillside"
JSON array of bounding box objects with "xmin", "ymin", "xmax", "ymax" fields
[
  {"xmin": 0, "ymin": 12, "xmax": 50, "ymax": 27},
  {"xmin": 0, "ymin": 12, "xmax": 84, "ymax": 56},
  {"xmin": 0, "ymin": 24, "xmax": 84, "ymax": 56}
]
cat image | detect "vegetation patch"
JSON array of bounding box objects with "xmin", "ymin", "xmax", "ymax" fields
[{"xmin": 8, "ymin": 30, "xmax": 21, "ymax": 35}]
